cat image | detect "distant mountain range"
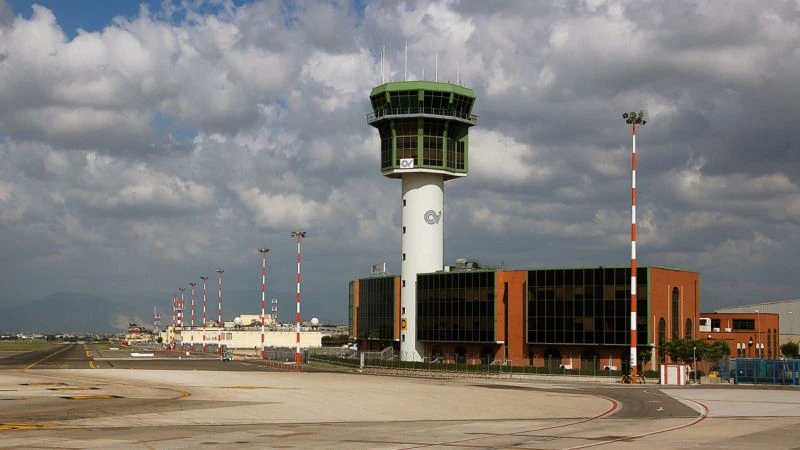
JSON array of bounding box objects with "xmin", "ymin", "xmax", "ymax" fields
[{"xmin": 0, "ymin": 288, "xmax": 309, "ymax": 334}]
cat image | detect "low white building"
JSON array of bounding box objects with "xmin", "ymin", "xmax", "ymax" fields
[{"xmin": 166, "ymin": 324, "xmax": 322, "ymax": 351}]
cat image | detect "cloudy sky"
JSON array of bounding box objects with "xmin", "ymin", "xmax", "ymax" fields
[{"xmin": 1, "ymin": 0, "xmax": 799, "ymax": 324}]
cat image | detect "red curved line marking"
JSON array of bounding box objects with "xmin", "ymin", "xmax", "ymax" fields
[
  {"xmin": 565, "ymin": 391, "xmax": 710, "ymax": 449},
  {"xmin": 397, "ymin": 394, "xmax": 620, "ymax": 450}
]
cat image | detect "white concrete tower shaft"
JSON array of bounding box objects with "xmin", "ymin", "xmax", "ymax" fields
[{"xmin": 401, "ymin": 173, "xmax": 444, "ymax": 360}]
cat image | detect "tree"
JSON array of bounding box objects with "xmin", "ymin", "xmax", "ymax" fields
[
  {"xmin": 780, "ymin": 341, "xmax": 799, "ymax": 359},
  {"xmin": 638, "ymin": 346, "xmax": 653, "ymax": 371},
  {"xmin": 662, "ymin": 338, "xmax": 699, "ymax": 364},
  {"xmin": 699, "ymin": 339, "xmax": 730, "ymax": 373}
]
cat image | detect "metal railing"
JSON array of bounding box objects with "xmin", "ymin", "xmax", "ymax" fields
[
  {"xmin": 366, "ymin": 107, "xmax": 478, "ymax": 124},
  {"xmin": 307, "ymin": 352, "xmax": 643, "ymax": 381}
]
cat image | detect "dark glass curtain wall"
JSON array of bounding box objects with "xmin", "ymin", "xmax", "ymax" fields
[{"xmin": 417, "ymin": 271, "xmax": 496, "ymax": 342}]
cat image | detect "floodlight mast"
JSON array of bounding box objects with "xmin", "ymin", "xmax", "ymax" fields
[
  {"xmin": 258, "ymin": 248, "xmax": 270, "ymax": 359},
  {"xmin": 216, "ymin": 268, "xmax": 224, "ymax": 354},
  {"xmin": 200, "ymin": 276, "xmax": 209, "ymax": 352},
  {"xmin": 622, "ymin": 110, "xmax": 646, "ymax": 384},
  {"xmin": 188, "ymin": 282, "xmax": 197, "ymax": 347},
  {"xmin": 178, "ymin": 287, "xmax": 186, "ymax": 338},
  {"xmin": 290, "ymin": 230, "xmax": 307, "ymax": 364},
  {"xmin": 171, "ymin": 293, "xmax": 177, "ymax": 348}
]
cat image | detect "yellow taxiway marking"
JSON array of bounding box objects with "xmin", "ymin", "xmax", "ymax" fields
[
  {"xmin": 0, "ymin": 422, "xmax": 55, "ymax": 431},
  {"xmin": 217, "ymin": 386, "xmax": 298, "ymax": 390},
  {"xmin": 21, "ymin": 345, "xmax": 73, "ymax": 372},
  {"xmin": 61, "ymin": 395, "xmax": 122, "ymax": 400},
  {"xmin": 48, "ymin": 387, "xmax": 98, "ymax": 391}
]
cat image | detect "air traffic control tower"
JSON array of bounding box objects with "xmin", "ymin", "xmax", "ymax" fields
[{"xmin": 367, "ymin": 81, "xmax": 477, "ymax": 361}]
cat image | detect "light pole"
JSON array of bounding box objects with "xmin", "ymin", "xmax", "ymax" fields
[
  {"xmin": 291, "ymin": 230, "xmax": 307, "ymax": 364},
  {"xmin": 755, "ymin": 309, "xmax": 760, "ymax": 358},
  {"xmin": 200, "ymin": 276, "xmax": 208, "ymax": 352},
  {"xmin": 178, "ymin": 287, "xmax": 186, "ymax": 350},
  {"xmin": 189, "ymin": 282, "xmax": 196, "ymax": 348},
  {"xmin": 693, "ymin": 345, "xmax": 697, "ymax": 383},
  {"xmin": 171, "ymin": 293, "xmax": 177, "ymax": 349},
  {"xmin": 622, "ymin": 110, "xmax": 646, "ymax": 383},
  {"xmin": 216, "ymin": 268, "xmax": 224, "ymax": 354},
  {"xmin": 258, "ymin": 248, "xmax": 270, "ymax": 359}
]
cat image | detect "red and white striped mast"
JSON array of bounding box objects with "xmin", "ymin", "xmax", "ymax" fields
[
  {"xmin": 216, "ymin": 268, "xmax": 224, "ymax": 354},
  {"xmin": 171, "ymin": 293, "xmax": 177, "ymax": 348},
  {"xmin": 200, "ymin": 276, "xmax": 209, "ymax": 352},
  {"xmin": 189, "ymin": 282, "xmax": 196, "ymax": 349},
  {"xmin": 623, "ymin": 110, "xmax": 646, "ymax": 384},
  {"xmin": 258, "ymin": 248, "xmax": 270, "ymax": 359},
  {"xmin": 290, "ymin": 230, "xmax": 307, "ymax": 364},
  {"xmin": 178, "ymin": 287, "xmax": 186, "ymax": 349}
]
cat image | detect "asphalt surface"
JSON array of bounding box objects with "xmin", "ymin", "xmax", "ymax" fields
[{"xmin": 1, "ymin": 343, "xmax": 798, "ymax": 449}]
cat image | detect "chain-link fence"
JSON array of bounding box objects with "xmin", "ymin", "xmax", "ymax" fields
[{"xmin": 307, "ymin": 349, "xmax": 642, "ymax": 380}]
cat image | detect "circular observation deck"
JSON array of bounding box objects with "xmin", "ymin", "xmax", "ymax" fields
[{"xmin": 367, "ymin": 81, "xmax": 478, "ymax": 180}]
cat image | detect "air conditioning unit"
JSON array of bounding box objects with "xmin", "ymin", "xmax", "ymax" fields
[
  {"xmin": 724, "ymin": 328, "xmax": 732, "ymax": 332},
  {"xmin": 713, "ymin": 328, "xmax": 720, "ymax": 332},
  {"xmin": 560, "ymin": 364, "xmax": 572, "ymax": 369}
]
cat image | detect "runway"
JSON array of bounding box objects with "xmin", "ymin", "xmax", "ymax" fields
[{"xmin": 1, "ymin": 343, "xmax": 798, "ymax": 449}]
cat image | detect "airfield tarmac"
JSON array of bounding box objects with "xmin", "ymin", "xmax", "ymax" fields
[{"xmin": 1, "ymin": 343, "xmax": 799, "ymax": 449}]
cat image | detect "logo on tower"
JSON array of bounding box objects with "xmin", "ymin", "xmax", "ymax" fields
[
  {"xmin": 424, "ymin": 210, "xmax": 442, "ymax": 225},
  {"xmin": 400, "ymin": 158, "xmax": 414, "ymax": 168}
]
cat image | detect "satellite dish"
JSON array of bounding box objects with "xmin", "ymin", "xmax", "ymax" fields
[
  {"xmin": 310, "ymin": 318, "xmax": 320, "ymax": 326},
  {"xmin": 233, "ymin": 316, "xmax": 242, "ymax": 326}
]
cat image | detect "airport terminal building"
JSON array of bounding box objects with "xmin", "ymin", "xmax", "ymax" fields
[
  {"xmin": 349, "ymin": 265, "xmax": 700, "ymax": 371},
  {"xmin": 357, "ymin": 78, "xmax": 711, "ymax": 370}
]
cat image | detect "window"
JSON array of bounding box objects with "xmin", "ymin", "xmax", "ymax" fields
[
  {"xmin": 685, "ymin": 318, "xmax": 692, "ymax": 339},
  {"xmin": 356, "ymin": 276, "xmax": 396, "ymax": 341},
  {"xmin": 422, "ymin": 120, "xmax": 445, "ymax": 167},
  {"xmin": 732, "ymin": 319, "xmax": 755, "ymax": 330},
  {"xmin": 416, "ymin": 271, "xmax": 495, "ymax": 342},
  {"xmin": 526, "ymin": 267, "xmax": 649, "ymax": 345},
  {"xmin": 394, "ymin": 119, "xmax": 418, "ymax": 165},
  {"xmin": 711, "ymin": 318, "xmax": 721, "ymax": 329},
  {"xmin": 672, "ymin": 287, "xmax": 680, "ymax": 339}
]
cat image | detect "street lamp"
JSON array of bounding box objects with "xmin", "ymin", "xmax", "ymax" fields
[
  {"xmin": 188, "ymin": 282, "xmax": 196, "ymax": 347},
  {"xmin": 693, "ymin": 345, "xmax": 697, "ymax": 383},
  {"xmin": 200, "ymin": 276, "xmax": 209, "ymax": 352},
  {"xmin": 216, "ymin": 268, "xmax": 224, "ymax": 354},
  {"xmin": 755, "ymin": 309, "xmax": 760, "ymax": 358},
  {"xmin": 622, "ymin": 110, "xmax": 646, "ymax": 384},
  {"xmin": 258, "ymin": 248, "xmax": 270, "ymax": 359},
  {"xmin": 290, "ymin": 230, "xmax": 308, "ymax": 364}
]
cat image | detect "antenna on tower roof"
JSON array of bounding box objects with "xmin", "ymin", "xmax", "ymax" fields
[
  {"xmin": 435, "ymin": 53, "xmax": 438, "ymax": 82},
  {"xmin": 381, "ymin": 44, "xmax": 385, "ymax": 84},
  {"xmin": 404, "ymin": 40, "xmax": 408, "ymax": 81}
]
